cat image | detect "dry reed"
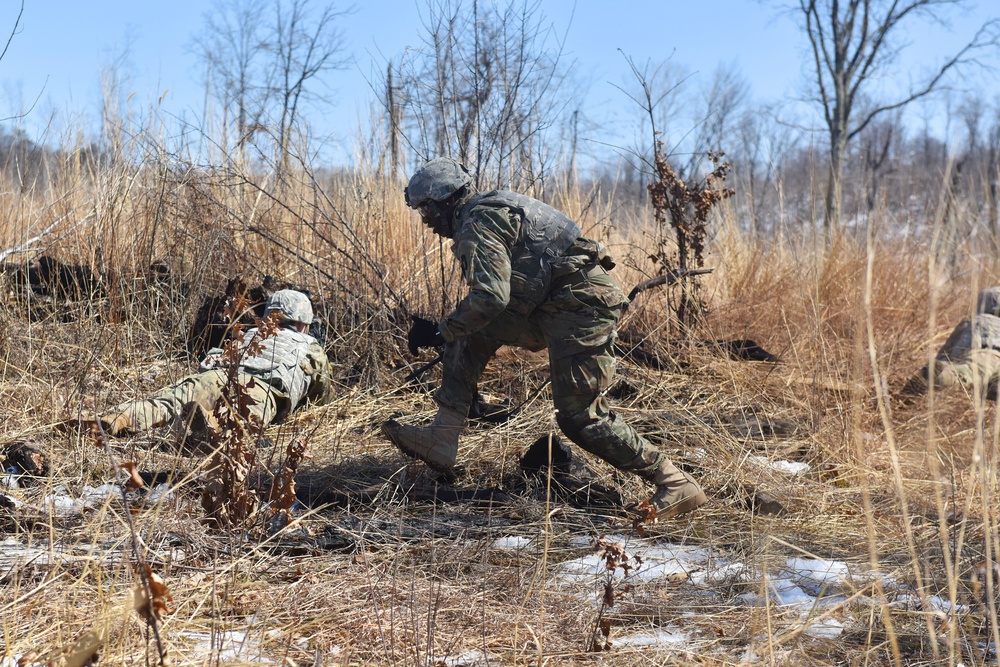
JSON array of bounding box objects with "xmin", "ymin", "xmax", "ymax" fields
[{"xmin": 0, "ymin": 113, "xmax": 998, "ymax": 667}]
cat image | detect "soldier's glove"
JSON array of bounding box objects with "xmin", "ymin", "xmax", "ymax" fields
[{"xmin": 408, "ymin": 316, "xmax": 445, "ymax": 355}]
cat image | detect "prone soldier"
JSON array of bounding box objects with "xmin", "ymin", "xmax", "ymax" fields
[
  {"xmin": 918, "ymin": 286, "xmax": 1000, "ymax": 395},
  {"xmin": 84, "ymin": 289, "xmax": 333, "ymax": 446}
]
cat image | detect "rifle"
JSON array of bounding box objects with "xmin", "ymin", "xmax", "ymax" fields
[
  {"xmin": 403, "ymin": 354, "xmax": 447, "ymax": 384},
  {"xmin": 625, "ymin": 267, "xmax": 714, "ymax": 304}
]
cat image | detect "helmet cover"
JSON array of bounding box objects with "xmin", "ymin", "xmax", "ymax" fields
[
  {"xmin": 265, "ymin": 289, "xmax": 314, "ymax": 325},
  {"xmin": 404, "ymin": 157, "xmax": 473, "ymax": 208}
]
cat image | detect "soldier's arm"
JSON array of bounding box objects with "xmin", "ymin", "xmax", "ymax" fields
[
  {"xmin": 302, "ymin": 343, "xmax": 335, "ymax": 406},
  {"xmin": 438, "ymin": 206, "xmax": 519, "ymax": 341}
]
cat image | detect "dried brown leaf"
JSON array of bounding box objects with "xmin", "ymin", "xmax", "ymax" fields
[
  {"xmin": 120, "ymin": 461, "xmax": 145, "ymax": 492},
  {"xmin": 134, "ymin": 565, "xmax": 173, "ymax": 622}
]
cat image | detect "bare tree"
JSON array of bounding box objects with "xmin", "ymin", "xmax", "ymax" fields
[
  {"xmin": 195, "ymin": 0, "xmax": 271, "ymax": 160},
  {"xmin": 393, "ymin": 0, "xmax": 570, "ymax": 190},
  {"xmin": 953, "ymin": 94, "xmax": 1000, "ymax": 248},
  {"xmin": 0, "ymin": 1, "xmax": 46, "ymax": 126},
  {"xmin": 732, "ymin": 105, "xmax": 798, "ymax": 235},
  {"xmin": 683, "ymin": 62, "xmax": 750, "ymax": 177},
  {"xmin": 795, "ymin": 0, "xmax": 1000, "ymax": 229},
  {"xmin": 195, "ymin": 0, "xmax": 350, "ymax": 172},
  {"xmin": 855, "ymin": 107, "xmax": 901, "ymax": 212},
  {"xmin": 0, "ymin": 0, "xmax": 22, "ymax": 65},
  {"xmin": 986, "ymin": 100, "xmax": 1000, "ymax": 242},
  {"xmin": 615, "ymin": 54, "xmax": 692, "ymax": 190},
  {"xmin": 268, "ymin": 0, "xmax": 351, "ymax": 177}
]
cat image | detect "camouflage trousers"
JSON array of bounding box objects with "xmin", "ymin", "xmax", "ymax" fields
[
  {"xmin": 104, "ymin": 369, "xmax": 284, "ymax": 435},
  {"xmin": 435, "ymin": 263, "xmax": 667, "ymax": 477}
]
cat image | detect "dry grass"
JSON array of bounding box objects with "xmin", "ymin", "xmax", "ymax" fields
[{"xmin": 1, "ymin": 131, "xmax": 1000, "ymax": 666}]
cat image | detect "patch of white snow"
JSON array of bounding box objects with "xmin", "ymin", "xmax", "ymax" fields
[{"xmin": 613, "ymin": 628, "xmax": 689, "ymax": 648}]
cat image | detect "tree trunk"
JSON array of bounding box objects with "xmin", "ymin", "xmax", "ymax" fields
[
  {"xmin": 990, "ymin": 163, "xmax": 999, "ymax": 249},
  {"xmin": 825, "ymin": 129, "xmax": 847, "ymax": 232}
]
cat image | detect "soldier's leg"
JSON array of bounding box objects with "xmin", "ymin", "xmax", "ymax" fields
[
  {"xmin": 383, "ymin": 332, "xmax": 503, "ymax": 472},
  {"xmin": 548, "ymin": 340, "xmax": 658, "ymax": 473},
  {"xmin": 384, "ymin": 312, "xmax": 543, "ymax": 472},
  {"xmin": 238, "ymin": 374, "xmax": 281, "ymax": 427},
  {"xmin": 436, "ymin": 310, "xmax": 544, "ymax": 414},
  {"xmin": 101, "ymin": 370, "xmax": 278, "ymax": 436},
  {"xmin": 98, "ymin": 370, "xmax": 225, "ymax": 435},
  {"xmin": 549, "ymin": 341, "xmax": 706, "ymax": 517},
  {"xmin": 434, "ymin": 334, "xmax": 505, "ymax": 416},
  {"xmin": 174, "ymin": 374, "xmax": 281, "ymax": 451},
  {"xmin": 943, "ymin": 349, "xmax": 1000, "ymax": 396},
  {"xmin": 186, "ymin": 372, "xmax": 280, "ymax": 431},
  {"xmin": 536, "ymin": 264, "xmax": 652, "ymax": 470},
  {"xmin": 538, "ymin": 265, "xmax": 705, "ymax": 517}
]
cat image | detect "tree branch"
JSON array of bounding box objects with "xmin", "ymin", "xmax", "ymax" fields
[
  {"xmin": 849, "ymin": 16, "xmax": 1000, "ymax": 142},
  {"xmin": 0, "ymin": 0, "xmax": 23, "ymax": 63}
]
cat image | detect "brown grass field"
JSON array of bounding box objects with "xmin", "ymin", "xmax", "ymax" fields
[{"xmin": 1, "ymin": 137, "xmax": 999, "ymax": 666}]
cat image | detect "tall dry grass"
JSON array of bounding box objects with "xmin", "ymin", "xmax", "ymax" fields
[{"xmin": 1, "ymin": 106, "xmax": 999, "ymax": 665}]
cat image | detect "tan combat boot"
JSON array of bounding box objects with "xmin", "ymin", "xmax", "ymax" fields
[
  {"xmin": 646, "ymin": 459, "xmax": 707, "ymax": 519},
  {"xmin": 382, "ymin": 407, "xmax": 465, "ymax": 473},
  {"xmin": 87, "ymin": 412, "xmax": 134, "ymax": 437}
]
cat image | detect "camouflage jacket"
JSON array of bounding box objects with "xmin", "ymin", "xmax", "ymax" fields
[
  {"xmin": 937, "ymin": 313, "xmax": 1000, "ymax": 361},
  {"xmin": 438, "ymin": 193, "xmax": 595, "ymax": 341},
  {"xmin": 200, "ymin": 326, "xmax": 334, "ymax": 409}
]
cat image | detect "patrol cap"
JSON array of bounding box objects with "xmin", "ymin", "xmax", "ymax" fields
[
  {"xmin": 265, "ymin": 289, "xmax": 314, "ymax": 325},
  {"xmin": 404, "ymin": 157, "xmax": 473, "ymax": 208}
]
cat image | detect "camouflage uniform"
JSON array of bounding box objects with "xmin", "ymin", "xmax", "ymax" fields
[
  {"xmin": 433, "ymin": 194, "xmax": 667, "ymax": 477},
  {"xmin": 927, "ymin": 287, "xmax": 1000, "ymax": 391},
  {"xmin": 104, "ymin": 325, "xmax": 334, "ymax": 437}
]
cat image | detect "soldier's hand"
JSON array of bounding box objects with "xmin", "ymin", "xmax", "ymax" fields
[{"xmin": 408, "ymin": 316, "xmax": 445, "ymax": 355}]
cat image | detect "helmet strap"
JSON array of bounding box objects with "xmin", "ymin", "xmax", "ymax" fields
[{"xmin": 419, "ymin": 186, "xmax": 476, "ymax": 238}]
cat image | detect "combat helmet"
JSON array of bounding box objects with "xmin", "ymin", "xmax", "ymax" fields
[
  {"xmin": 404, "ymin": 157, "xmax": 473, "ymax": 209},
  {"xmin": 265, "ymin": 289, "xmax": 314, "ymax": 325}
]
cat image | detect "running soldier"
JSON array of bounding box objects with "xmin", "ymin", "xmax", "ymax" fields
[
  {"xmin": 383, "ymin": 158, "xmax": 707, "ymax": 518},
  {"xmin": 86, "ymin": 289, "xmax": 333, "ymax": 445}
]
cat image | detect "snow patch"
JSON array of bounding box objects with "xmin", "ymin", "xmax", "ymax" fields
[
  {"xmin": 803, "ymin": 617, "xmax": 845, "ymax": 639},
  {"xmin": 42, "ymin": 483, "xmax": 121, "ymax": 513},
  {"xmin": 432, "ymin": 649, "xmax": 493, "ymax": 666},
  {"xmin": 782, "ymin": 557, "xmax": 854, "ymax": 594},
  {"xmin": 179, "ymin": 629, "xmax": 273, "ymax": 663},
  {"xmin": 748, "ymin": 455, "xmax": 811, "ymax": 475},
  {"xmin": 556, "ymin": 543, "xmax": 716, "ymax": 586},
  {"xmin": 613, "ymin": 627, "xmax": 690, "ymax": 647},
  {"xmin": 490, "ymin": 535, "xmax": 532, "ymax": 551},
  {"xmin": 145, "ymin": 483, "xmax": 176, "ymax": 505},
  {"xmin": 889, "ymin": 594, "xmax": 970, "ymax": 615}
]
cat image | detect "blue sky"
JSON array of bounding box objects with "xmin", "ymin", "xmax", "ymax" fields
[{"xmin": 2, "ymin": 0, "xmax": 998, "ymax": 163}]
